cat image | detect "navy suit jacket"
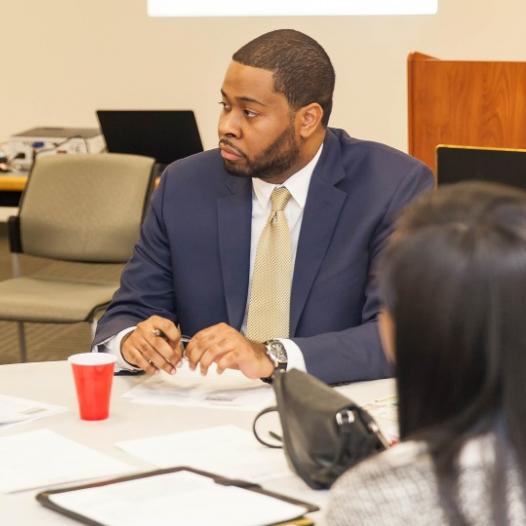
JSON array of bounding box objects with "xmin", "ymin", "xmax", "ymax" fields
[{"xmin": 94, "ymin": 128, "xmax": 433, "ymax": 384}]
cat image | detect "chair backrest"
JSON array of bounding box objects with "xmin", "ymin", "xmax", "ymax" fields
[{"xmin": 18, "ymin": 153, "xmax": 155, "ymax": 262}]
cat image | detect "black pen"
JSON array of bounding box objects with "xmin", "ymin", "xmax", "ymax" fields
[
  {"xmin": 152, "ymin": 328, "xmax": 191, "ymax": 349},
  {"xmin": 115, "ymin": 369, "xmax": 145, "ymax": 376}
]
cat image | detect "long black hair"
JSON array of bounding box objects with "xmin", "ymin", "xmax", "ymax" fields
[{"xmin": 379, "ymin": 181, "xmax": 526, "ymax": 523}]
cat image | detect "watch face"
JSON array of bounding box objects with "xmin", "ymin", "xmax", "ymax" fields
[{"xmin": 267, "ymin": 340, "xmax": 287, "ymax": 364}]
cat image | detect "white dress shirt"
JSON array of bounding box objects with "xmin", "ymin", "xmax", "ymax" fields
[{"xmin": 98, "ymin": 145, "xmax": 323, "ymax": 372}]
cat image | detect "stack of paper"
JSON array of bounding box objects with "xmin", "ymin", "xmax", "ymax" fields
[
  {"xmin": 0, "ymin": 394, "xmax": 66, "ymax": 429},
  {"xmin": 123, "ymin": 363, "xmax": 274, "ymax": 411},
  {"xmin": 116, "ymin": 425, "xmax": 290, "ymax": 482},
  {"xmin": 0, "ymin": 429, "xmax": 133, "ymax": 493}
]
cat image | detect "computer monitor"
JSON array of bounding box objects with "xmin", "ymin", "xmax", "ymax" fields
[
  {"xmin": 96, "ymin": 110, "xmax": 203, "ymax": 170},
  {"xmin": 437, "ymin": 145, "xmax": 526, "ymax": 190}
]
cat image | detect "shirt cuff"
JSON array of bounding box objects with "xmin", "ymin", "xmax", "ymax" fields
[
  {"xmin": 277, "ymin": 338, "xmax": 306, "ymax": 372},
  {"xmin": 92, "ymin": 326, "xmax": 139, "ymax": 371}
]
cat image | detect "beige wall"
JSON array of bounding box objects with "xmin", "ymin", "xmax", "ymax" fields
[{"xmin": 1, "ymin": 0, "xmax": 525, "ymax": 153}]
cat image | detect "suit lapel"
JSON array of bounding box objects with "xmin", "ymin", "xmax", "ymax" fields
[
  {"xmin": 290, "ymin": 131, "xmax": 347, "ymax": 335},
  {"xmin": 217, "ymin": 175, "xmax": 252, "ymax": 329}
]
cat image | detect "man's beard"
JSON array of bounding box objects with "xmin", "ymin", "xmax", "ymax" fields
[{"xmin": 221, "ymin": 124, "xmax": 300, "ymax": 180}]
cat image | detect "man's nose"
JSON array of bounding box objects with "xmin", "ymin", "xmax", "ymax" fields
[{"xmin": 218, "ymin": 110, "xmax": 242, "ymax": 139}]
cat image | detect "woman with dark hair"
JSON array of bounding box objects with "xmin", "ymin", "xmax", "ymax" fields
[{"xmin": 326, "ymin": 181, "xmax": 526, "ymax": 525}]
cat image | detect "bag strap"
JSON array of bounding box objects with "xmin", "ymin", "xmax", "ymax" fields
[
  {"xmin": 252, "ymin": 406, "xmax": 283, "ymax": 449},
  {"xmin": 314, "ymin": 408, "xmax": 357, "ymax": 481}
]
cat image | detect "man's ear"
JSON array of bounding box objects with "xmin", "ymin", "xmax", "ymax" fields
[{"xmin": 296, "ymin": 103, "xmax": 324, "ymax": 139}]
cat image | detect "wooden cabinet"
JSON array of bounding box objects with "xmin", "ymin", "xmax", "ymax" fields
[{"xmin": 408, "ymin": 52, "xmax": 526, "ymax": 176}]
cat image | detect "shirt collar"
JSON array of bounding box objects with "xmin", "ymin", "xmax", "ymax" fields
[{"xmin": 252, "ymin": 144, "xmax": 323, "ymax": 210}]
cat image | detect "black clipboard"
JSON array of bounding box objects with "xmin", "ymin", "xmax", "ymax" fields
[{"xmin": 36, "ymin": 466, "xmax": 319, "ymax": 526}]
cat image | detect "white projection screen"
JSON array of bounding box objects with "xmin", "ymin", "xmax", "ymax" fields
[{"xmin": 147, "ymin": 0, "xmax": 438, "ymax": 17}]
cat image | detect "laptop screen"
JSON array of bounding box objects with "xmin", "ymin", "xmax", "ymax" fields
[
  {"xmin": 96, "ymin": 110, "xmax": 203, "ymax": 166},
  {"xmin": 437, "ymin": 145, "xmax": 526, "ymax": 190}
]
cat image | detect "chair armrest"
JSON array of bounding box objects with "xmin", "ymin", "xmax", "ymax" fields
[{"xmin": 7, "ymin": 215, "xmax": 22, "ymax": 253}]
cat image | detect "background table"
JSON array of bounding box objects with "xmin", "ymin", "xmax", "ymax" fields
[
  {"xmin": 0, "ymin": 174, "xmax": 26, "ymax": 192},
  {"xmin": 0, "ymin": 172, "xmax": 26, "ymax": 220},
  {"xmin": 0, "ymin": 361, "xmax": 394, "ymax": 524}
]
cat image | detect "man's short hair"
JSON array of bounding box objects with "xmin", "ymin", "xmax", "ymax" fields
[{"xmin": 233, "ymin": 29, "xmax": 335, "ymax": 127}]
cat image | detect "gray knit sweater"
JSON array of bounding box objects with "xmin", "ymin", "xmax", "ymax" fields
[{"xmin": 326, "ymin": 434, "xmax": 526, "ymax": 525}]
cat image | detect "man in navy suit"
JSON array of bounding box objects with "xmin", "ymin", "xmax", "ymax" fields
[{"xmin": 94, "ymin": 29, "xmax": 433, "ymax": 384}]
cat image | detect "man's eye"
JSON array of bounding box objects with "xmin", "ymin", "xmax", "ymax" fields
[
  {"xmin": 244, "ymin": 109, "xmax": 257, "ymax": 118},
  {"xmin": 218, "ymin": 101, "xmax": 230, "ymax": 111}
]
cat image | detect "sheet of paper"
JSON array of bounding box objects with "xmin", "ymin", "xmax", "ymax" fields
[
  {"xmin": 123, "ymin": 362, "xmax": 274, "ymax": 411},
  {"xmin": 363, "ymin": 394, "xmax": 399, "ymax": 443},
  {"xmin": 0, "ymin": 394, "xmax": 66, "ymax": 429},
  {"xmin": 0, "ymin": 429, "xmax": 133, "ymax": 493},
  {"xmin": 116, "ymin": 425, "xmax": 290, "ymax": 482},
  {"xmin": 49, "ymin": 470, "xmax": 308, "ymax": 526}
]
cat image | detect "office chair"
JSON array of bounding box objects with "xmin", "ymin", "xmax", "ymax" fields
[{"xmin": 0, "ymin": 153, "xmax": 156, "ymax": 362}]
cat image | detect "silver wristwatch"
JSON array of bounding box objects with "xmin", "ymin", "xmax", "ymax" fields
[{"xmin": 264, "ymin": 339, "xmax": 288, "ymax": 372}]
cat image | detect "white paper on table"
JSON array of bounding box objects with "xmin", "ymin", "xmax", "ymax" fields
[
  {"xmin": 0, "ymin": 394, "xmax": 67, "ymax": 429},
  {"xmin": 363, "ymin": 395, "xmax": 399, "ymax": 443},
  {"xmin": 122, "ymin": 362, "xmax": 275, "ymax": 411},
  {"xmin": 49, "ymin": 469, "xmax": 309, "ymax": 526},
  {"xmin": 0, "ymin": 429, "xmax": 134, "ymax": 493},
  {"xmin": 336, "ymin": 382, "xmax": 399, "ymax": 443},
  {"xmin": 116, "ymin": 425, "xmax": 290, "ymax": 482}
]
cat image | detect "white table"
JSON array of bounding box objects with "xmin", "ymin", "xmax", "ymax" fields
[
  {"xmin": 0, "ymin": 171, "xmax": 25, "ymax": 221},
  {"xmin": 0, "ymin": 206, "xmax": 17, "ymax": 222},
  {"xmin": 0, "ymin": 361, "xmax": 395, "ymax": 524}
]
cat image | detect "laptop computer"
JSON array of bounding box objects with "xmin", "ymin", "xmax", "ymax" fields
[
  {"xmin": 437, "ymin": 145, "xmax": 526, "ymax": 190},
  {"xmin": 96, "ymin": 110, "xmax": 203, "ymax": 173}
]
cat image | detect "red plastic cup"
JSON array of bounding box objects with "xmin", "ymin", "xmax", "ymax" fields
[{"xmin": 68, "ymin": 353, "xmax": 116, "ymax": 420}]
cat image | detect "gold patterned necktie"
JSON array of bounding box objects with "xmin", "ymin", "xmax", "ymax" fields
[{"xmin": 246, "ymin": 187, "xmax": 292, "ymax": 342}]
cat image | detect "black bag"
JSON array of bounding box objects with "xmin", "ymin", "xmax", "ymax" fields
[{"xmin": 253, "ymin": 369, "xmax": 389, "ymax": 489}]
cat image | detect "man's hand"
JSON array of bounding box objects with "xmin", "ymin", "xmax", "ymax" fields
[
  {"xmin": 185, "ymin": 323, "xmax": 275, "ymax": 379},
  {"xmin": 121, "ymin": 315, "xmax": 183, "ymax": 375}
]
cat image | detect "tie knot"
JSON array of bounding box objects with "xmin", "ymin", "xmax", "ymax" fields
[{"xmin": 271, "ymin": 187, "xmax": 291, "ymax": 212}]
